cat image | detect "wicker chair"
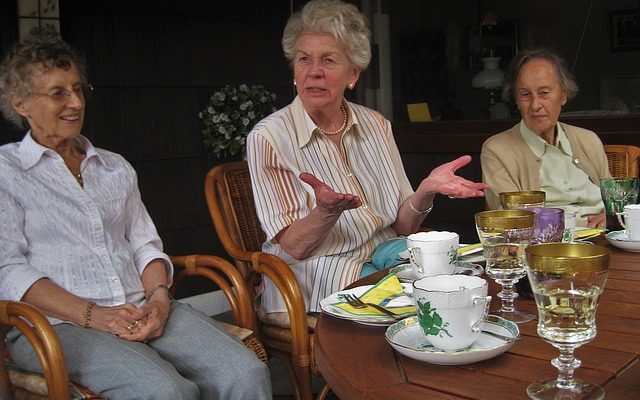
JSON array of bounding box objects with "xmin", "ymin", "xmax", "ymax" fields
[
  {"xmin": 0, "ymin": 301, "xmax": 76, "ymax": 400},
  {"xmin": 604, "ymin": 144, "xmax": 640, "ymax": 178},
  {"xmin": 0, "ymin": 254, "xmax": 266, "ymax": 399},
  {"xmin": 205, "ymin": 160, "xmax": 329, "ymax": 400}
]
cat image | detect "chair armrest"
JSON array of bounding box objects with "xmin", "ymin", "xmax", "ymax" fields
[
  {"xmin": 0, "ymin": 301, "xmax": 71, "ymax": 399},
  {"xmin": 169, "ymin": 255, "xmax": 256, "ymax": 332},
  {"xmin": 250, "ymin": 252, "xmax": 310, "ymax": 358}
]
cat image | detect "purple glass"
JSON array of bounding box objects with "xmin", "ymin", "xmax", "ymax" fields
[{"xmin": 531, "ymin": 207, "xmax": 565, "ymax": 245}]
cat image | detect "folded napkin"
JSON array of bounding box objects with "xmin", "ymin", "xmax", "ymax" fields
[
  {"xmin": 457, "ymin": 243, "xmax": 483, "ymax": 257},
  {"xmin": 332, "ymin": 274, "xmax": 415, "ymax": 317},
  {"xmin": 573, "ymin": 228, "xmax": 606, "ymax": 239}
]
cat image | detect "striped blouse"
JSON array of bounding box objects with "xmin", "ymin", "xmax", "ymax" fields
[{"xmin": 247, "ymin": 96, "xmax": 413, "ymax": 313}]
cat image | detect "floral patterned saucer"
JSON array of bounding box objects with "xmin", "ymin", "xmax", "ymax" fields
[{"xmin": 385, "ymin": 315, "xmax": 518, "ymax": 365}]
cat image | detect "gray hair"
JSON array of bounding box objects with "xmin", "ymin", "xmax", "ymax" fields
[
  {"xmin": 0, "ymin": 27, "xmax": 88, "ymax": 129},
  {"xmin": 501, "ymin": 47, "xmax": 578, "ymax": 103},
  {"xmin": 282, "ymin": 0, "xmax": 371, "ymax": 70}
]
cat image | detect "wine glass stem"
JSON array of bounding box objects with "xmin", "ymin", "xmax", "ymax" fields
[
  {"xmin": 496, "ymin": 279, "xmax": 518, "ymax": 313},
  {"xmin": 552, "ymin": 345, "xmax": 582, "ymax": 389}
]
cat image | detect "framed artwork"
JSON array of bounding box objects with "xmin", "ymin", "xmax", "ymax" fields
[{"xmin": 611, "ymin": 9, "xmax": 640, "ymax": 52}]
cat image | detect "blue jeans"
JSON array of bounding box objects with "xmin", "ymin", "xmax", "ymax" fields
[{"xmin": 8, "ymin": 301, "xmax": 271, "ymax": 400}]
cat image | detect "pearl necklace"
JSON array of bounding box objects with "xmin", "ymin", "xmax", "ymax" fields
[{"xmin": 316, "ymin": 105, "xmax": 347, "ymax": 136}]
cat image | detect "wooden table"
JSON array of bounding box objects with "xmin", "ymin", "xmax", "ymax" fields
[{"xmin": 314, "ymin": 237, "xmax": 640, "ymax": 399}]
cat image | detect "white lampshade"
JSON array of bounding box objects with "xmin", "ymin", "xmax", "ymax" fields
[{"xmin": 472, "ymin": 57, "xmax": 504, "ymax": 89}]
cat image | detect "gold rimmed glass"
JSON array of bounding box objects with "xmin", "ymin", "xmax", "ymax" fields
[
  {"xmin": 525, "ymin": 243, "xmax": 610, "ymax": 400},
  {"xmin": 475, "ymin": 210, "xmax": 536, "ymax": 323},
  {"xmin": 500, "ymin": 190, "xmax": 546, "ymax": 210}
]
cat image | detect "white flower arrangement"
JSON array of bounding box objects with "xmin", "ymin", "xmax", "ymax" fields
[{"xmin": 199, "ymin": 84, "xmax": 277, "ymax": 158}]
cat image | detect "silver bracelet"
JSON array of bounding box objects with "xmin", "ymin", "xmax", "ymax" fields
[{"xmin": 409, "ymin": 201, "xmax": 433, "ymax": 215}]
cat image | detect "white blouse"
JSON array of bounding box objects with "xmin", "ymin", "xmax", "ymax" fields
[{"xmin": 0, "ymin": 133, "xmax": 172, "ymax": 324}]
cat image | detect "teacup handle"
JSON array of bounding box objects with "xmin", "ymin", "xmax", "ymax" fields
[
  {"xmin": 471, "ymin": 295, "xmax": 492, "ymax": 333},
  {"xmin": 616, "ymin": 211, "xmax": 628, "ymax": 231},
  {"xmin": 408, "ymin": 247, "xmax": 423, "ymax": 274}
]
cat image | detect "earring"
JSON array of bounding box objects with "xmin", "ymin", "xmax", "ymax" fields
[
  {"xmin": 348, "ymin": 83, "xmax": 354, "ymax": 89},
  {"xmin": 293, "ymin": 80, "xmax": 297, "ymax": 86}
]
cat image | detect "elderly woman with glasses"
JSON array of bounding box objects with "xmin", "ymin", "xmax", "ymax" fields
[
  {"xmin": 247, "ymin": 0, "xmax": 487, "ymax": 318},
  {"xmin": 0, "ymin": 29, "xmax": 271, "ymax": 400}
]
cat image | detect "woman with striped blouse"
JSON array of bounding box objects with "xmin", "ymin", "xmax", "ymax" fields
[{"xmin": 247, "ymin": 0, "xmax": 487, "ymax": 315}]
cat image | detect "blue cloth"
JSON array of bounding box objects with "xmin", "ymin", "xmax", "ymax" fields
[{"xmin": 359, "ymin": 237, "xmax": 407, "ymax": 278}]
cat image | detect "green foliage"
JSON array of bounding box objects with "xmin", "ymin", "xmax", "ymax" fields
[
  {"xmin": 416, "ymin": 299, "xmax": 452, "ymax": 338},
  {"xmin": 199, "ymin": 84, "xmax": 277, "ymax": 158}
]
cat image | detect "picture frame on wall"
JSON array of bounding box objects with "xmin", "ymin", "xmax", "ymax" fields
[{"xmin": 610, "ymin": 9, "xmax": 640, "ymax": 52}]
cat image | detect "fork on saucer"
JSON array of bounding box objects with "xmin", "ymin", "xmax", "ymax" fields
[{"xmin": 339, "ymin": 293, "xmax": 414, "ymax": 320}]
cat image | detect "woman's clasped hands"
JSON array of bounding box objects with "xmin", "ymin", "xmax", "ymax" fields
[{"xmin": 92, "ymin": 299, "xmax": 170, "ymax": 341}]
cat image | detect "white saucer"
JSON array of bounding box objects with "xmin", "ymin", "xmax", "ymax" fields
[
  {"xmin": 606, "ymin": 230, "xmax": 640, "ymax": 252},
  {"xmin": 385, "ymin": 315, "xmax": 518, "ymax": 365},
  {"xmin": 392, "ymin": 262, "xmax": 484, "ymax": 283},
  {"xmin": 320, "ymin": 283, "xmax": 414, "ymax": 326}
]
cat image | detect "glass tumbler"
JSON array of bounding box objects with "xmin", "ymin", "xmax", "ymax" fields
[
  {"xmin": 500, "ymin": 191, "xmax": 546, "ymax": 210},
  {"xmin": 531, "ymin": 207, "xmax": 565, "ymax": 245}
]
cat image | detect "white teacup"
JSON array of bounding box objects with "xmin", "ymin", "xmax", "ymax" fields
[
  {"xmin": 407, "ymin": 231, "xmax": 459, "ymax": 278},
  {"xmin": 617, "ymin": 204, "xmax": 640, "ymax": 240},
  {"xmin": 413, "ymin": 275, "xmax": 491, "ymax": 351}
]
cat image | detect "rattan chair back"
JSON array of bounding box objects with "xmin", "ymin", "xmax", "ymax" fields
[
  {"xmin": 204, "ymin": 160, "xmax": 316, "ymax": 400},
  {"xmin": 604, "ymin": 144, "xmax": 640, "ymax": 178}
]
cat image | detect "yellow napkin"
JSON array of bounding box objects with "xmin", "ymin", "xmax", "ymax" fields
[
  {"xmin": 332, "ymin": 274, "xmax": 415, "ymax": 317},
  {"xmin": 457, "ymin": 243, "xmax": 483, "ymax": 256},
  {"xmin": 574, "ymin": 228, "xmax": 606, "ymax": 239}
]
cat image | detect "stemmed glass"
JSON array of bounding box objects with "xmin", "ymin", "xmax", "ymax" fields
[
  {"xmin": 475, "ymin": 210, "xmax": 536, "ymax": 323},
  {"xmin": 525, "ymin": 243, "xmax": 610, "ymax": 399},
  {"xmin": 499, "ymin": 191, "xmax": 549, "ymax": 299}
]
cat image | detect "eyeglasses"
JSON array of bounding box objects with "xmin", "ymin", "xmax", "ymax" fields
[{"xmin": 29, "ymin": 83, "xmax": 94, "ymax": 104}]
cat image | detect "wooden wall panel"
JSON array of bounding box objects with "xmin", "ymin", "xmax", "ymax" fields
[{"xmin": 55, "ymin": 1, "xmax": 294, "ymax": 295}]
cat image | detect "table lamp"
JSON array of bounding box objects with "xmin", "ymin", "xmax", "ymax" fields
[{"xmin": 472, "ymin": 56, "xmax": 510, "ymax": 119}]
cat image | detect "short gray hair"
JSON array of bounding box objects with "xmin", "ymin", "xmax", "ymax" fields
[
  {"xmin": 501, "ymin": 47, "xmax": 578, "ymax": 103},
  {"xmin": 0, "ymin": 27, "xmax": 88, "ymax": 129},
  {"xmin": 282, "ymin": 0, "xmax": 371, "ymax": 70}
]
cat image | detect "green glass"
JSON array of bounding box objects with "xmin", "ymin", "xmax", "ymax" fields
[{"xmin": 600, "ymin": 177, "xmax": 639, "ymax": 231}]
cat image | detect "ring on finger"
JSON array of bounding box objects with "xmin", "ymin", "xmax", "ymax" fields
[{"xmin": 126, "ymin": 319, "xmax": 142, "ymax": 332}]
